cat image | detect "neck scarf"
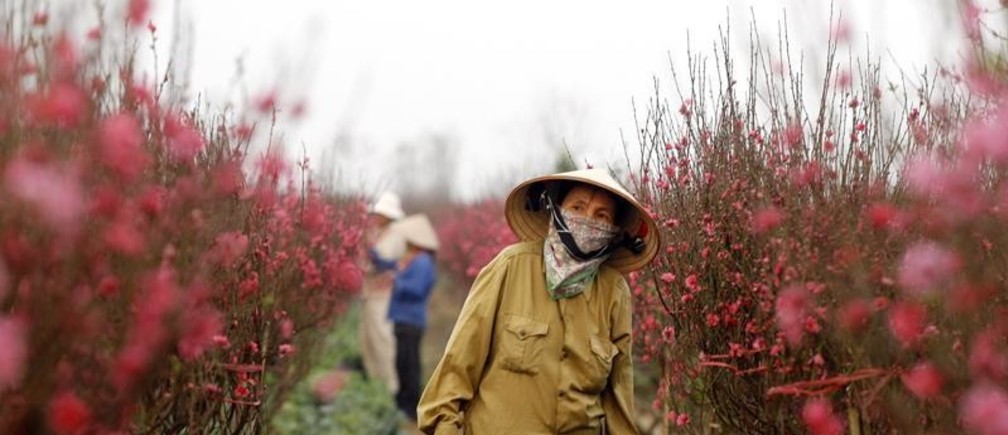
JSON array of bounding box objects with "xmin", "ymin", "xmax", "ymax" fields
[{"xmin": 543, "ymin": 210, "xmax": 619, "ymax": 299}]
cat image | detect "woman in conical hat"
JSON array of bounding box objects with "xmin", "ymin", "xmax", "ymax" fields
[
  {"xmin": 418, "ymin": 168, "xmax": 660, "ymax": 435},
  {"xmin": 358, "ymin": 192, "xmax": 406, "ymax": 394},
  {"xmin": 376, "ymin": 213, "xmax": 440, "ymax": 424}
]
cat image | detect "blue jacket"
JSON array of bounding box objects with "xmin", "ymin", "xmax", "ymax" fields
[{"xmin": 372, "ymin": 250, "xmax": 437, "ymax": 328}]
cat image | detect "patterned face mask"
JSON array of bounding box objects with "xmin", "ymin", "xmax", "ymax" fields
[{"xmin": 543, "ymin": 209, "xmax": 619, "ymax": 299}]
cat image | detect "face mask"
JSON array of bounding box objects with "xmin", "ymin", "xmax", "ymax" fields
[
  {"xmin": 543, "ymin": 210, "xmax": 618, "ymax": 299},
  {"xmin": 555, "ymin": 210, "xmax": 619, "ymax": 256}
]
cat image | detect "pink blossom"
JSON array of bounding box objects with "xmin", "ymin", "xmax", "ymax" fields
[
  {"xmin": 28, "ymin": 83, "xmax": 86, "ymax": 127},
  {"xmin": 837, "ymin": 299, "xmax": 871, "ymax": 333},
  {"xmin": 280, "ymin": 318, "xmax": 294, "ymax": 339},
  {"xmin": 127, "ymin": 0, "xmax": 150, "ymax": 27},
  {"xmin": 900, "ymin": 360, "xmax": 944, "ymax": 399},
  {"xmin": 32, "ymin": 11, "xmax": 48, "ymax": 26},
  {"xmin": 830, "ymin": 20, "xmax": 851, "ymax": 43},
  {"xmin": 887, "ymin": 301, "xmax": 926, "ymax": 347},
  {"xmin": 255, "ymin": 91, "xmax": 277, "ymax": 113},
  {"xmin": 0, "ymin": 316, "xmax": 26, "ymax": 390},
  {"xmin": 48, "ymin": 391, "xmax": 92, "ymax": 435},
  {"xmin": 675, "ymin": 413, "xmax": 691, "ymax": 426},
  {"xmin": 330, "ymin": 258, "xmax": 362, "ymax": 292},
  {"xmin": 0, "ymin": 257, "xmax": 7, "ymax": 299},
  {"xmin": 311, "ymin": 370, "xmax": 349, "ymax": 403},
  {"xmin": 960, "ymin": 383, "xmax": 1008, "ymax": 435},
  {"xmin": 969, "ymin": 330, "xmax": 1008, "ymax": 381},
  {"xmin": 4, "ymin": 157, "xmax": 84, "ymax": 235},
  {"xmin": 684, "ymin": 274, "xmax": 700, "ymax": 292},
  {"xmin": 835, "ymin": 70, "xmax": 851, "ymax": 88},
  {"xmin": 212, "ymin": 334, "xmax": 231, "ymax": 349},
  {"xmin": 177, "ymin": 309, "xmax": 223, "ymax": 361},
  {"xmin": 278, "ymin": 343, "xmax": 295, "ymax": 357},
  {"xmin": 96, "ymin": 275, "xmax": 120, "ymax": 297},
  {"xmin": 102, "ymin": 215, "xmax": 146, "ymax": 255},
  {"xmin": 210, "ymin": 231, "xmax": 249, "ymax": 267},
  {"xmin": 904, "ymin": 156, "xmax": 949, "ymax": 198},
  {"xmin": 801, "ymin": 398, "xmax": 844, "ymax": 435},
  {"xmin": 255, "ymin": 152, "xmax": 288, "ymax": 184},
  {"xmin": 212, "ymin": 161, "xmax": 244, "ymax": 195},
  {"xmin": 962, "ymin": 103, "xmax": 1008, "ymax": 164},
  {"xmin": 776, "ymin": 285, "xmax": 808, "ymax": 346},
  {"xmin": 962, "ymin": 0, "xmax": 982, "ymax": 42},
  {"xmin": 897, "ymin": 241, "xmax": 960, "ymax": 297},
  {"xmin": 866, "ymin": 202, "xmax": 902, "ymax": 230},
  {"xmin": 751, "ymin": 206, "xmax": 784, "ymax": 234},
  {"xmin": 98, "ymin": 113, "xmax": 148, "ymax": 181},
  {"xmin": 705, "ymin": 313, "xmax": 720, "ymax": 327},
  {"xmin": 233, "ymin": 384, "xmax": 251, "ymax": 398},
  {"xmin": 164, "ymin": 115, "xmax": 205, "ymax": 161},
  {"xmin": 783, "ymin": 123, "xmax": 803, "ymax": 149},
  {"xmin": 659, "ymin": 272, "xmax": 675, "ymax": 284}
]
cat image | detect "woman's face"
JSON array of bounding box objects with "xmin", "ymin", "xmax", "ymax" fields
[
  {"xmin": 369, "ymin": 213, "xmax": 392, "ymax": 229},
  {"xmin": 560, "ymin": 185, "xmax": 617, "ymax": 226}
]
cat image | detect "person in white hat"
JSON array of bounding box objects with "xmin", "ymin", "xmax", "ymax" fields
[
  {"xmin": 372, "ymin": 213, "xmax": 440, "ymax": 424},
  {"xmin": 418, "ymin": 168, "xmax": 660, "ymax": 435},
  {"xmin": 358, "ymin": 192, "xmax": 406, "ymax": 394}
]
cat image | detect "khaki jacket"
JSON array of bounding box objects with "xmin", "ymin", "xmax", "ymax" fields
[{"xmin": 418, "ymin": 241, "xmax": 638, "ymax": 434}]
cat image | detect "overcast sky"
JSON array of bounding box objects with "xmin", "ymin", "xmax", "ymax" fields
[{"xmin": 141, "ymin": 0, "xmax": 985, "ymax": 200}]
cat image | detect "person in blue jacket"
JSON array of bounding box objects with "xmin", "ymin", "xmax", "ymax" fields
[{"xmin": 371, "ymin": 213, "xmax": 439, "ymax": 423}]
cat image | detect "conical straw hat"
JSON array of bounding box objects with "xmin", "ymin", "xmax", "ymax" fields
[
  {"xmin": 504, "ymin": 168, "xmax": 660, "ymax": 273},
  {"xmin": 392, "ymin": 214, "xmax": 440, "ymax": 252}
]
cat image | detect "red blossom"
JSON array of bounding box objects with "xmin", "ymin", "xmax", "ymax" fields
[
  {"xmin": 969, "ymin": 330, "xmax": 1008, "ymax": 381},
  {"xmin": 177, "ymin": 309, "xmax": 222, "ymax": 361},
  {"xmin": 0, "ymin": 316, "xmax": 26, "ymax": 389},
  {"xmin": 776, "ymin": 285, "xmax": 809, "ymax": 346},
  {"xmin": 887, "ymin": 301, "xmax": 926, "ymax": 347},
  {"xmin": 801, "ymin": 398, "xmax": 844, "ymax": 435},
  {"xmin": 28, "ymin": 83, "xmax": 86, "ymax": 127},
  {"xmin": 837, "ymin": 299, "xmax": 871, "ymax": 333},
  {"xmin": 98, "ymin": 113, "xmax": 149, "ymax": 181},
  {"xmin": 48, "ymin": 391, "xmax": 92, "ymax": 435},
  {"xmin": 164, "ymin": 114, "xmax": 205, "ymax": 161},
  {"xmin": 751, "ymin": 206, "xmax": 784, "ymax": 233},
  {"xmin": 901, "ymin": 360, "xmax": 944, "ymax": 399}
]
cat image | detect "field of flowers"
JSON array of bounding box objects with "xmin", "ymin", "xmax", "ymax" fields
[
  {"xmin": 0, "ymin": 2, "xmax": 366, "ymax": 433},
  {"xmin": 3, "ymin": 0, "xmax": 1008, "ymax": 434}
]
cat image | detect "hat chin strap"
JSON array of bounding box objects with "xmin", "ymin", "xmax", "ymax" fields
[{"xmin": 542, "ymin": 191, "xmax": 645, "ymax": 261}]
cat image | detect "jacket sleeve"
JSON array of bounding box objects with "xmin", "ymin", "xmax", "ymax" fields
[
  {"xmin": 369, "ymin": 248, "xmax": 398, "ymax": 272},
  {"xmin": 601, "ymin": 278, "xmax": 639, "ymax": 435},
  {"xmin": 393, "ymin": 254, "xmax": 436, "ymax": 301},
  {"xmin": 417, "ymin": 254, "xmax": 508, "ymax": 435}
]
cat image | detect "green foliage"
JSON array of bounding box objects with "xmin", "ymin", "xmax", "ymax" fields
[{"xmin": 271, "ymin": 303, "xmax": 399, "ymax": 435}]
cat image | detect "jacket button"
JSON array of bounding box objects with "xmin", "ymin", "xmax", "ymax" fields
[
  {"xmin": 561, "ymin": 349, "xmax": 569, "ymax": 360},
  {"xmin": 557, "ymin": 391, "xmax": 565, "ymax": 398}
]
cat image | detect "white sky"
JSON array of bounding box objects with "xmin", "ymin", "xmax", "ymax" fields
[{"xmin": 141, "ymin": 0, "xmax": 984, "ymax": 200}]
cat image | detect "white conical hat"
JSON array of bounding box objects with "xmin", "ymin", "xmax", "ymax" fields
[
  {"xmin": 370, "ymin": 192, "xmax": 405, "ymax": 220},
  {"xmin": 504, "ymin": 168, "xmax": 660, "ymax": 273},
  {"xmin": 392, "ymin": 214, "xmax": 439, "ymax": 252}
]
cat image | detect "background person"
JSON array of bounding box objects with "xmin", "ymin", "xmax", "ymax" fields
[
  {"xmin": 358, "ymin": 192, "xmax": 406, "ymax": 394},
  {"xmin": 374, "ymin": 214, "xmax": 440, "ymax": 423},
  {"xmin": 417, "ymin": 168, "xmax": 660, "ymax": 434}
]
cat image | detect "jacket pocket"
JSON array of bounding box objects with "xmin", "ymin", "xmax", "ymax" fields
[
  {"xmin": 584, "ymin": 336, "xmax": 619, "ymax": 391},
  {"xmin": 499, "ymin": 315, "xmax": 549, "ymax": 375}
]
